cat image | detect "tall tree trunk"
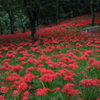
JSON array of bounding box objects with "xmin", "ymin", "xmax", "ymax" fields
[
  {"xmin": 0, "ymin": 20, "xmax": 3, "ymax": 34},
  {"xmin": 91, "ymin": 12, "xmax": 95, "ymax": 26},
  {"xmin": 0, "ymin": 27, "xmax": 3, "ymax": 35},
  {"xmin": 90, "ymin": 0, "xmax": 100, "ymax": 26},
  {"xmin": 27, "ymin": 9, "xmax": 37, "ymax": 40},
  {"xmin": 19, "ymin": 10, "xmax": 26, "ymax": 32},
  {"xmin": 21, "ymin": 18, "xmax": 26, "ymax": 33},
  {"xmin": 55, "ymin": 0, "xmax": 59, "ymax": 23},
  {"xmin": 23, "ymin": 0, "xmax": 37, "ymax": 41},
  {"xmin": 7, "ymin": 10, "xmax": 15, "ymax": 34}
]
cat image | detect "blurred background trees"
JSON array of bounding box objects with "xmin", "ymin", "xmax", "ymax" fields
[{"xmin": 0, "ymin": 0, "xmax": 100, "ymax": 37}]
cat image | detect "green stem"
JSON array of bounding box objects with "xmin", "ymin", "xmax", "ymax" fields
[
  {"xmin": 58, "ymin": 91, "xmax": 64, "ymax": 100},
  {"xmin": 88, "ymin": 88, "xmax": 95, "ymax": 100},
  {"xmin": 14, "ymin": 98, "xmax": 17, "ymax": 100},
  {"xmin": 41, "ymin": 82, "xmax": 45, "ymax": 88}
]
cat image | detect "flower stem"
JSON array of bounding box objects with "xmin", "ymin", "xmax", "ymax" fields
[
  {"xmin": 58, "ymin": 91, "xmax": 64, "ymax": 100},
  {"xmin": 41, "ymin": 82, "xmax": 45, "ymax": 88}
]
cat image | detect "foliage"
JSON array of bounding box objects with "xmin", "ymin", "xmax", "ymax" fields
[{"xmin": 0, "ymin": 0, "xmax": 100, "ymax": 34}]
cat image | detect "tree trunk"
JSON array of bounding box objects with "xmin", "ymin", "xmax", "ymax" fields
[
  {"xmin": 20, "ymin": 16, "xmax": 26, "ymax": 33},
  {"xmin": 0, "ymin": 20, "xmax": 3, "ymax": 34},
  {"xmin": 19, "ymin": 10, "xmax": 26, "ymax": 32},
  {"xmin": 23, "ymin": 0, "xmax": 37, "ymax": 41},
  {"xmin": 91, "ymin": 12, "xmax": 95, "ymax": 26},
  {"xmin": 7, "ymin": 10, "xmax": 15, "ymax": 34},
  {"xmin": 27, "ymin": 9, "xmax": 37, "ymax": 41},
  {"xmin": 90, "ymin": 0, "xmax": 100, "ymax": 26},
  {"xmin": 55, "ymin": 0, "xmax": 59, "ymax": 23},
  {"xmin": 21, "ymin": 20, "xmax": 26, "ymax": 33},
  {"xmin": 0, "ymin": 27, "xmax": 3, "ymax": 34}
]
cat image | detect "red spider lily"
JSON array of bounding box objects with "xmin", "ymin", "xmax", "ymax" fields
[
  {"xmin": 96, "ymin": 49, "xmax": 100, "ymax": 52},
  {"xmin": 97, "ymin": 98, "xmax": 100, "ymax": 100},
  {"xmin": 30, "ymin": 46, "xmax": 40, "ymax": 52},
  {"xmin": 23, "ymin": 91, "xmax": 30, "ymax": 96},
  {"xmin": 55, "ymin": 45, "xmax": 62, "ymax": 50},
  {"xmin": 88, "ymin": 58, "xmax": 96, "ymax": 63},
  {"xmin": 76, "ymin": 43, "xmax": 83, "ymax": 48},
  {"xmin": 37, "ymin": 68, "xmax": 54, "ymax": 74},
  {"xmin": 17, "ymin": 56, "xmax": 26, "ymax": 61},
  {"xmin": 60, "ymin": 57, "xmax": 70, "ymax": 62},
  {"xmin": 0, "ymin": 54, "xmax": 2, "ymax": 58},
  {"xmin": 22, "ymin": 96, "xmax": 29, "ymax": 100},
  {"xmin": 52, "ymin": 87, "xmax": 60, "ymax": 92},
  {"xmin": 48, "ymin": 62, "xmax": 59, "ymax": 68},
  {"xmin": 21, "ymin": 61, "xmax": 26, "ymax": 65},
  {"xmin": 35, "ymin": 88, "xmax": 50, "ymax": 96},
  {"xmin": 0, "ymin": 47, "xmax": 8, "ymax": 51},
  {"xmin": 17, "ymin": 82, "xmax": 28, "ymax": 91},
  {"xmin": 29, "ymin": 53, "xmax": 36, "ymax": 57},
  {"xmin": 16, "ymin": 46, "xmax": 24, "ymax": 51},
  {"xmin": 38, "ymin": 54, "xmax": 50, "ymax": 61},
  {"xmin": 25, "ymin": 67, "xmax": 36, "ymax": 73},
  {"xmin": 79, "ymin": 78, "xmax": 100, "ymax": 87},
  {"xmin": 27, "ymin": 57, "xmax": 42, "ymax": 64},
  {"xmin": 6, "ymin": 73, "xmax": 20, "ymax": 81},
  {"xmin": 6, "ymin": 53, "xmax": 16, "ymax": 58},
  {"xmin": 40, "ymin": 73, "xmax": 56, "ymax": 82},
  {"xmin": 67, "ymin": 89, "xmax": 80, "ymax": 97},
  {"xmin": 8, "ymin": 64, "xmax": 24, "ymax": 72},
  {"xmin": 78, "ymin": 55, "xmax": 87, "ymax": 60},
  {"xmin": 19, "ymin": 50, "xmax": 29, "ymax": 57},
  {"xmin": 0, "ymin": 95, "xmax": 5, "ymax": 100},
  {"xmin": 12, "ymin": 90, "xmax": 19, "ymax": 97},
  {"xmin": 61, "ymin": 83, "xmax": 75, "ymax": 92},
  {"xmin": 77, "ymin": 98, "xmax": 83, "ymax": 100},
  {"xmin": 3, "ymin": 59, "xmax": 11, "ymax": 63},
  {"xmin": 0, "ymin": 86, "xmax": 9, "ymax": 93},
  {"xmin": 37, "ymin": 68, "xmax": 56, "ymax": 82},
  {"xmin": 63, "ymin": 75, "xmax": 75, "ymax": 82},
  {"xmin": 34, "ymin": 62, "xmax": 44, "ymax": 67},
  {"xmin": 68, "ymin": 63, "xmax": 78, "ymax": 69},
  {"xmin": 0, "ymin": 82, "xmax": 4, "ymax": 85},
  {"xmin": 23, "ymin": 73, "xmax": 35, "ymax": 82}
]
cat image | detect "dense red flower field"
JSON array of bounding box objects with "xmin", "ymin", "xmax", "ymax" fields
[{"xmin": 0, "ymin": 12, "xmax": 100, "ymax": 100}]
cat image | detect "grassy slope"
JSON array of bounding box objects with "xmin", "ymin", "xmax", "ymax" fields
[{"xmin": 0, "ymin": 12, "xmax": 100, "ymax": 100}]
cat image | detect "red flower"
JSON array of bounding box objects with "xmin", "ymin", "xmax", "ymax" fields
[
  {"xmin": 77, "ymin": 98, "xmax": 83, "ymax": 100},
  {"xmin": 23, "ymin": 91, "xmax": 30, "ymax": 96},
  {"xmin": 0, "ymin": 95, "xmax": 5, "ymax": 100},
  {"xmin": 79, "ymin": 78, "xmax": 100, "ymax": 87},
  {"xmin": 67, "ymin": 89, "xmax": 80, "ymax": 97},
  {"xmin": 0, "ymin": 86, "xmax": 8, "ymax": 93},
  {"xmin": 23, "ymin": 73, "xmax": 35, "ymax": 82},
  {"xmin": 52, "ymin": 87, "xmax": 60, "ymax": 92},
  {"xmin": 35, "ymin": 88, "xmax": 50, "ymax": 96},
  {"xmin": 9, "ymin": 64, "xmax": 23, "ymax": 72},
  {"xmin": 62, "ymin": 83, "xmax": 75, "ymax": 92},
  {"xmin": 40, "ymin": 73, "xmax": 56, "ymax": 82},
  {"xmin": 12, "ymin": 90, "xmax": 19, "ymax": 97},
  {"xmin": 63, "ymin": 75, "xmax": 74, "ymax": 82},
  {"xmin": 22, "ymin": 96, "xmax": 29, "ymax": 100},
  {"xmin": 97, "ymin": 98, "xmax": 100, "ymax": 100},
  {"xmin": 17, "ymin": 56, "xmax": 26, "ymax": 61},
  {"xmin": 17, "ymin": 83, "xmax": 28, "ymax": 91},
  {"xmin": 38, "ymin": 55, "xmax": 50, "ymax": 61}
]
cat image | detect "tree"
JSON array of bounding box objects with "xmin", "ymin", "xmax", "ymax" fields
[
  {"xmin": 0, "ymin": 0, "xmax": 17, "ymax": 34},
  {"xmin": 22, "ymin": 0, "xmax": 39, "ymax": 41},
  {"xmin": 90, "ymin": 0, "xmax": 100, "ymax": 26}
]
